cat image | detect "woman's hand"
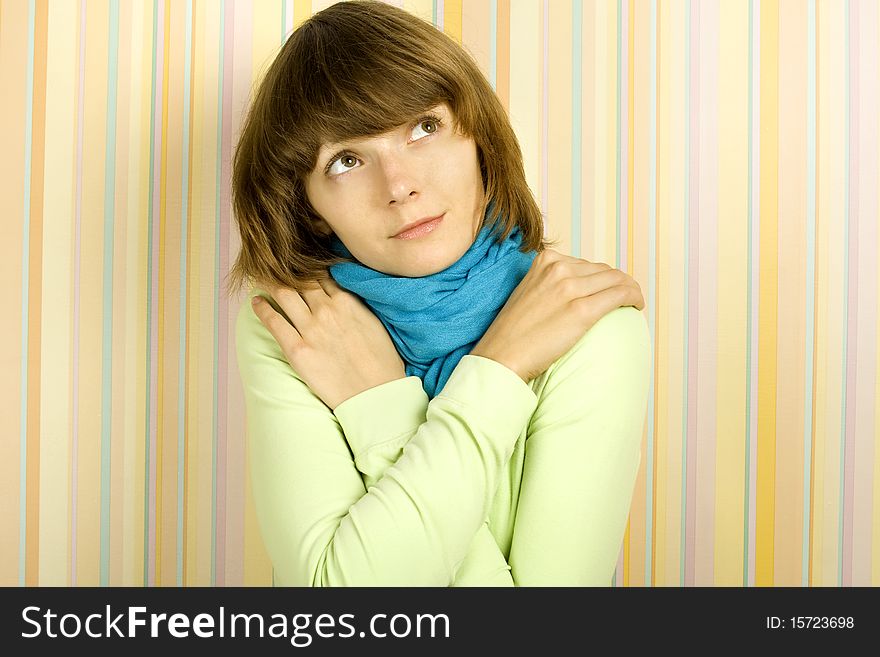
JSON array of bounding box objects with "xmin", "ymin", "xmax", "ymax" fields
[
  {"xmin": 471, "ymin": 249, "xmax": 645, "ymax": 383},
  {"xmin": 251, "ymin": 278, "xmax": 406, "ymax": 411}
]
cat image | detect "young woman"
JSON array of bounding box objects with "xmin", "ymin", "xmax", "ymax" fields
[{"xmin": 230, "ymin": 0, "xmax": 650, "ymax": 586}]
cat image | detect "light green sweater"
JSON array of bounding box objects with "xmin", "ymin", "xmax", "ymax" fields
[{"xmin": 235, "ymin": 293, "xmax": 651, "ymax": 586}]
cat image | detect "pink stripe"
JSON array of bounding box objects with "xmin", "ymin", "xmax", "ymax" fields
[
  {"xmin": 148, "ymin": 0, "xmax": 166, "ymax": 586},
  {"xmin": 842, "ymin": 0, "xmax": 859, "ymax": 587},
  {"xmin": 852, "ymin": 0, "xmax": 878, "ymax": 586},
  {"xmin": 70, "ymin": 0, "xmax": 88, "ymax": 587},
  {"xmin": 747, "ymin": 0, "xmax": 761, "ymax": 587},
  {"xmin": 695, "ymin": 0, "xmax": 718, "ymax": 585},
  {"xmin": 685, "ymin": 0, "xmax": 700, "ymax": 588},
  {"xmin": 215, "ymin": 0, "xmax": 236, "ymax": 586}
]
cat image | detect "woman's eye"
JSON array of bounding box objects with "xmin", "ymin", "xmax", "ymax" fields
[
  {"xmin": 412, "ymin": 118, "xmax": 440, "ymax": 141},
  {"xmin": 327, "ymin": 153, "xmax": 360, "ymax": 176}
]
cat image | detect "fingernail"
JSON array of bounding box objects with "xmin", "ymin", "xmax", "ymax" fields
[{"xmin": 251, "ymin": 296, "xmax": 262, "ymax": 306}]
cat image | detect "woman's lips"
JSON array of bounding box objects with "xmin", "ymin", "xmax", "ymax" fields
[{"xmin": 393, "ymin": 214, "xmax": 445, "ymax": 240}]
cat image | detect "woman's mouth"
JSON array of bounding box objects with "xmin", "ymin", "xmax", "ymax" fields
[{"xmin": 392, "ymin": 214, "xmax": 445, "ymax": 240}]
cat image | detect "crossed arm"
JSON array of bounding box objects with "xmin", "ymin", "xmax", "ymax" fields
[{"xmin": 237, "ymin": 299, "xmax": 650, "ymax": 586}]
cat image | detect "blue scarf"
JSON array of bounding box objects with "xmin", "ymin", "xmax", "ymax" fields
[{"xmin": 328, "ymin": 217, "xmax": 537, "ymax": 398}]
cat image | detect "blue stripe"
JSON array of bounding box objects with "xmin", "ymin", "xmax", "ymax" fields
[
  {"xmin": 144, "ymin": 0, "xmax": 160, "ymax": 587},
  {"xmin": 743, "ymin": 0, "xmax": 755, "ymax": 587},
  {"xmin": 645, "ymin": 0, "xmax": 657, "ymax": 587},
  {"xmin": 570, "ymin": 0, "xmax": 582, "ymax": 258},
  {"xmin": 803, "ymin": 0, "xmax": 817, "ymax": 587},
  {"xmin": 212, "ymin": 0, "xmax": 227, "ymax": 588},
  {"xmin": 19, "ymin": 0, "xmax": 37, "ymax": 587},
  {"xmin": 281, "ymin": 0, "xmax": 286, "ymax": 43},
  {"xmin": 489, "ymin": 0, "xmax": 497, "ymax": 91},
  {"xmin": 681, "ymin": 0, "xmax": 690, "ymax": 588},
  {"xmin": 100, "ymin": 0, "xmax": 121, "ymax": 587},
  {"xmin": 177, "ymin": 0, "xmax": 194, "ymax": 587}
]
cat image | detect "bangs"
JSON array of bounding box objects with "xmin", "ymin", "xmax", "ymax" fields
[{"xmin": 283, "ymin": 6, "xmax": 471, "ymax": 171}]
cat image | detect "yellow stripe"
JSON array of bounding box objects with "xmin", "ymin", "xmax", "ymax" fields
[
  {"xmin": 75, "ymin": 0, "xmax": 111, "ymax": 586},
  {"xmin": 547, "ymin": 3, "xmax": 572, "ymax": 254},
  {"xmin": 293, "ymin": 0, "xmax": 311, "ymax": 31},
  {"xmin": 443, "ymin": 0, "xmax": 462, "ymax": 44},
  {"xmin": 508, "ymin": 0, "xmax": 541, "ymax": 204},
  {"xmin": 756, "ymin": 0, "xmax": 779, "ymax": 587},
  {"xmin": 402, "ymin": 0, "xmax": 433, "ymax": 25},
  {"xmin": 654, "ymin": 0, "xmax": 670, "ymax": 586},
  {"xmin": 109, "ymin": 0, "xmax": 132, "ymax": 586},
  {"xmin": 39, "ymin": 0, "xmax": 77, "ymax": 585},
  {"xmin": 252, "ymin": 0, "xmax": 279, "ymax": 82},
  {"xmin": 661, "ymin": 0, "xmax": 688, "ymax": 586},
  {"xmin": 603, "ymin": 0, "xmax": 616, "ymax": 262},
  {"xmin": 774, "ymin": 0, "xmax": 808, "ymax": 586},
  {"xmin": 714, "ymin": 0, "xmax": 749, "ymax": 586},
  {"xmin": 815, "ymin": 0, "xmax": 846, "ymax": 585},
  {"xmin": 580, "ymin": 0, "xmax": 595, "ymax": 261},
  {"xmin": 627, "ymin": 0, "xmax": 647, "ymax": 586}
]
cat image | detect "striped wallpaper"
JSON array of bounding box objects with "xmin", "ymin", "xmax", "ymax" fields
[{"xmin": 1, "ymin": 0, "xmax": 877, "ymax": 587}]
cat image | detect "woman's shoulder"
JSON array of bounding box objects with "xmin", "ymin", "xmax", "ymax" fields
[
  {"xmin": 537, "ymin": 306, "xmax": 651, "ymax": 388},
  {"xmin": 235, "ymin": 288, "xmax": 311, "ymax": 387},
  {"xmin": 235, "ymin": 288, "xmax": 277, "ymax": 354}
]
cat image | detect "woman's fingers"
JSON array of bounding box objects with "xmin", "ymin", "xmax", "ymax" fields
[
  {"xmin": 269, "ymin": 284, "xmax": 319, "ymax": 325},
  {"xmin": 252, "ymin": 293, "xmax": 304, "ymax": 353}
]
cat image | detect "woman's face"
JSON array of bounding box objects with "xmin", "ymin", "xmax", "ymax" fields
[{"xmin": 304, "ymin": 103, "xmax": 485, "ymax": 277}]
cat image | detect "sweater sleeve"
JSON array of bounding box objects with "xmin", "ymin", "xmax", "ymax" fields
[
  {"xmin": 333, "ymin": 380, "xmax": 515, "ymax": 587},
  {"xmin": 235, "ymin": 293, "xmax": 537, "ymax": 586},
  {"xmin": 507, "ymin": 306, "xmax": 652, "ymax": 585}
]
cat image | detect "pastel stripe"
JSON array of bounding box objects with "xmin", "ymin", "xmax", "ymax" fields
[
  {"xmin": 804, "ymin": 0, "xmax": 817, "ymax": 587},
  {"xmin": 746, "ymin": 0, "xmax": 760, "ymax": 588},
  {"xmin": 541, "ymin": 0, "xmax": 548, "ymax": 234},
  {"xmin": 146, "ymin": 0, "xmax": 163, "ymax": 586},
  {"xmin": 444, "ymin": 0, "xmax": 461, "ymax": 42},
  {"xmin": 489, "ymin": 0, "xmax": 496, "ymax": 91},
  {"xmin": 627, "ymin": 0, "xmax": 648, "ymax": 585},
  {"xmin": 20, "ymin": 0, "xmax": 36, "ymax": 587},
  {"xmin": 1, "ymin": 0, "xmax": 877, "ymax": 588},
  {"xmin": 685, "ymin": 0, "xmax": 699, "ymax": 587},
  {"xmin": 842, "ymin": 0, "xmax": 857, "ymax": 587},
  {"xmin": 716, "ymin": 0, "xmax": 748, "ymax": 586},
  {"xmin": 852, "ymin": 0, "xmax": 877, "ymax": 589},
  {"xmin": 613, "ymin": 0, "xmax": 624, "ymax": 587},
  {"xmin": 756, "ymin": 0, "xmax": 779, "ymax": 587},
  {"xmin": 496, "ymin": 0, "xmax": 509, "ymax": 112},
  {"xmin": 213, "ymin": 0, "xmax": 231, "ymax": 588},
  {"xmin": 777, "ymin": 0, "xmax": 808, "ymax": 587},
  {"xmin": 99, "ymin": 0, "xmax": 121, "ymax": 587},
  {"xmin": 178, "ymin": 0, "xmax": 194, "ymax": 586},
  {"xmin": 27, "ymin": 0, "xmax": 48, "ymax": 588},
  {"xmin": 40, "ymin": 0, "xmax": 77, "ymax": 586},
  {"xmin": 645, "ymin": 0, "xmax": 656, "ymax": 588},
  {"xmin": 71, "ymin": 0, "xmax": 87, "ymax": 586}
]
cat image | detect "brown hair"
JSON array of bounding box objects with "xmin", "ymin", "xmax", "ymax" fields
[{"xmin": 226, "ymin": 0, "xmax": 555, "ymax": 297}]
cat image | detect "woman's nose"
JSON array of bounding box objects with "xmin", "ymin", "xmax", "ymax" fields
[{"xmin": 377, "ymin": 152, "xmax": 420, "ymax": 204}]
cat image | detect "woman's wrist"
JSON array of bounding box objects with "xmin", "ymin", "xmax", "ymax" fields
[{"xmin": 469, "ymin": 345, "xmax": 527, "ymax": 383}]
